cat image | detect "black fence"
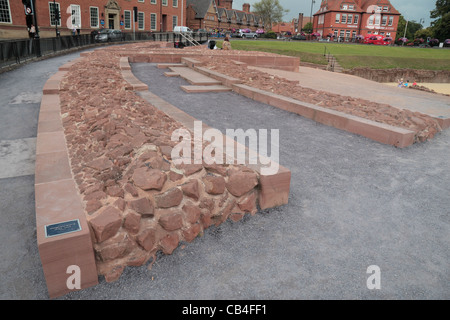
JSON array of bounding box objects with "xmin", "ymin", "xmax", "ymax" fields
[{"xmin": 0, "ymin": 32, "xmax": 209, "ymax": 70}]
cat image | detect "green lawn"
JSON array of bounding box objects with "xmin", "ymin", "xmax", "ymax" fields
[{"xmin": 221, "ymin": 40, "xmax": 450, "ymax": 70}]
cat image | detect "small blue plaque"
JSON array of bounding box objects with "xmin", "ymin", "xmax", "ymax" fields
[{"xmin": 45, "ymin": 219, "xmax": 81, "ymax": 238}]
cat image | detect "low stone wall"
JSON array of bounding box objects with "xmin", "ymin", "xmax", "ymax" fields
[
  {"xmin": 343, "ymin": 68, "xmax": 450, "ymax": 83},
  {"xmin": 35, "ymin": 42, "xmax": 292, "ymax": 297}
]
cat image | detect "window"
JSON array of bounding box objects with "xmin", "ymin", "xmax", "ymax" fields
[
  {"xmin": 345, "ymin": 30, "xmax": 350, "ymax": 39},
  {"xmin": 341, "ymin": 14, "xmax": 347, "ymax": 24},
  {"xmin": 70, "ymin": 4, "xmax": 81, "ymax": 28},
  {"xmin": 367, "ymin": 31, "xmax": 371, "ymax": 34},
  {"xmin": 348, "ymin": 14, "xmax": 353, "ymax": 24},
  {"xmin": 0, "ymin": 0, "xmax": 11, "ymax": 23},
  {"xmin": 173, "ymin": 0, "xmax": 178, "ymax": 7},
  {"xmin": 368, "ymin": 16, "xmax": 374, "ymax": 25},
  {"xmin": 354, "ymin": 15, "xmax": 358, "ymax": 24},
  {"xmin": 383, "ymin": 6, "xmax": 388, "ymax": 12},
  {"xmin": 162, "ymin": 0, "xmax": 167, "ymax": 6},
  {"xmin": 49, "ymin": 2, "xmax": 61, "ymax": 26},
  {"xmin": 138, "ymin": 0, "xmax": 144, "ymax": 2},
  {"xmin": 386, "ymin": 32, "xmax": 391, "ymax": 37},
  {"xmin": 90, "ymin": 7, "xmax": 99, "ymax": 28},
  {"xmin": 151, "ymin": 0, "xmax": 156, "ymax": 4},
  {"xmin": 339, "ymin": 30, "xmax": 344, "ymax": 38},
  {"xmin": 334, "ymin": 30, "xmax": 338, "ymax": 38},
  {"xmin": 352, "ymin": 30, "xmax": 356, "ymax": 38},
  {"xmin": 318, "ymin": 14, "xmax": 324, "ymax": 25},
  {"xmin": 335, "ymin": 13, "xmax": 340, "ymax": 23},
  {"xmin": 138, "ymin": 12, "xmax": 144, "ymax": 29},
  {"xmin": 381, "ymin": 16, "xmax": 387, "ymax": 26},
  {"xmin": 388, "ymin": 16, "xmax": 393, "ymax": 26},
  {"xmin": 172, "ymin": 15, "xmax": 177, "ymax": 29},
  {"xmin": 349, "ymin": 5, "xmax": 354, "ymax": 10},
  {"xmin": 342, "ymin": 4, "xmax": 347, "ymax": 10},
  {"xmin": 124, "ymin": 10, "xmax": 131, "ymax": 29},
  {"xmin": 375, "ymin": 15, "xmax": 380, "ymax": 25},
  {"xmin": 150, "ymin": 13, "xmax": 157, "ymax": 30}
]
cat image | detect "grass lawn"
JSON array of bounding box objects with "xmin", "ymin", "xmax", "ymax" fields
[{"xmin": 220, "ymin": 40, "xmax": 450, "ymax": 70}]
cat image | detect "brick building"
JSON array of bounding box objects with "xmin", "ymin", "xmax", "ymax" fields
[
  {"xmin": 186, "ymin": 0, "xmax": 264, "ymax": 32},
  {"xmin": 312, "ymin": 0, "xmax": 400, "ymax": 40},
  {"xmin": 0, "ymin": 0, "xmax": 186, "ymax": 39}
]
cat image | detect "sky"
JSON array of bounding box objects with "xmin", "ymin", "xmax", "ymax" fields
[{"xmin": 231, "ymin": 0, "xmax": 437, "ymax": 27}]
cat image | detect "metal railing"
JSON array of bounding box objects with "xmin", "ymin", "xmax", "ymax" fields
[
  {"xmin": 323, "ymin": 46, "xmax": 335, "ymax": 72},
  {"xmin": 0, "ymin": 32, "xmax": 209, "ymax": 70}
]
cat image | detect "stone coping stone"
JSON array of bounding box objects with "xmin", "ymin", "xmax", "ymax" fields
[
  {"xmin": 230, "ymin": 83, "xmax": 415, "ymax": 148},
  {"xmin": 168, "ymin": 67, "xmax": 222, "ymax": 86},
  {"xmin": 180, "ymin": 85, "xmax": 232, "ymax": 93},
  {"xmin": 36, "ymin": 70, "xmax": 98, "ymax": 298}
]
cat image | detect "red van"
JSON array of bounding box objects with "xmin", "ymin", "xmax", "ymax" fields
[{"xmin": 364, "ymin": 35, "xmax": 391, "ymax": 45}]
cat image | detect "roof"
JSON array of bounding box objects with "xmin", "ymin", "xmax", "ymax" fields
[
  {"xmin": 186, "ymin": 0, "xmax": 215, "ymax": 19},
  {"xmin": 314, "ymin": 0, "xmax": 400, "ymax": 15}
]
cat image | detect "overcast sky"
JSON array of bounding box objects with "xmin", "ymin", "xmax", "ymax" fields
[{"xmin": 231, "ymin": 0, "xmax": 437, "ymax": 27}]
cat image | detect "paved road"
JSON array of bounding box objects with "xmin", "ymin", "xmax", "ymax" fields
[
  {"xmin": 0, "ymin": 52, "xmax": 86, "ymax": 299},
  {"xmin": 0, "ymin": 54, "xmax": 449, "ymax": 300}
]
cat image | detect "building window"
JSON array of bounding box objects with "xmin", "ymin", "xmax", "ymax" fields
[
  {"xmin": 49, "ymin": 2, "xmax": 61, "ymax": 26},
  {"xmin": 348, "ymin": 14, "xmax": 353, "ymax": 24},
  {"xmin": 138, "ymin": 12, "xmax": 144, "ymax": 29},
  {"xmin": 70, "ymin": 4, "xmax": 81, "ymax": 28},
  {"xmin": 162, "ymin": 0, "xmax": 168, "ymax": 6},
  {"xmin": 172, "ymin": 15, "xmax": 177, "ymax": 29},
  {"xmin": 334, "ymin": 30, "xmax": 338, "ymax": 38},
  {"xmin": 341, "ymin": 14, "xmax": 347, "ymax": 24},
  {"xmin": 151, "ymin": 0, "xmax": 156, "ymax": 4},
  {"xmin": 375, "ymin": 15, "xmax": 380, "ymax": 25},
  {"xmin": 381, "ymin": 16, "xmax": 387, "ymax": 26},
  {"xmin": 339, "ymin": 30, "xmax": 344, "ymax": 38},
  {"xmin": 368, "ymin": 15, "xmax": 374, "ymax": 25},
  {"xmin": 345, "ymin": 30, "xmax": 350, "ymax": 39},
  {"xmin": 124, "ymin": 10, "xmax": 131, "ymax": 29},
  {"xmin": 0, "ymin": 0, "xmax": 11, "ymax": 23},
  {"xmin": 138, "ymin": 0, "xmax": 144, "ymax": 2},
  {"xmin": 352, "ymin": 30, "xmax": 356, "ymax": 38},
  {"xmin": 349, "ymin": 5, "xmax": 354, "ymax": 10},
  {"xmin": 383, "ymin": 6, "xmax": 388, "ymax": 12},
  {"xmin": 90, "ymin": 7, "xmax": 99, "ymax": 28},
  {"xmin": 354, "ymin": 14, "xmax": 359, "ymax": 24},
  {"xmin": 342, "ymin": 4, "xmax": 347, "ymax": 10},
  {"xmin": 318, "ymin": 14, "xmax": 324, "ymax": 25},
  {"xmin": 367, "ymin": 31, "xmax": 371, "ymax": 34},
  {"xmin": 150, "ymin": 13, "xmax": 157, "ymax": 30},
  {"xmin": 388, "ymin": 16, "xmax": 393, "ymax": 26},
  {"xmin": 173, "ymin": 0, "xmax": 178, "ymax": 7},
  {"xmin": 386, "ymin": 32, "xmax": 391, "ymax": 37},
  {"xmin": 335, "ymin": 14, "xmax": 340, "ymax": 23}
]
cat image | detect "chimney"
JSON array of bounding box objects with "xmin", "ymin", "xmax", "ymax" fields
[{"xmin": 243, "ymin": 3, "xmax": 250, "ymax": 13}]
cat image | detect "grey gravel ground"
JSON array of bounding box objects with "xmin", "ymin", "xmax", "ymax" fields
[{"xmin": 0, "ymin": 53, "xmax": 449, "ymax": 300}]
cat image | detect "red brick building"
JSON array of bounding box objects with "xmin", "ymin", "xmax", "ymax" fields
[
  {"xmin": 0, "ymin": 0, "xmax": 186, "ymax": 39},
  {"xmin": 312, "ymin": 0, "xmax": 400, "ymax": 40},
  {"xmin": 186, "ymin": 0, "xmax": 264, "ymax": 32}
]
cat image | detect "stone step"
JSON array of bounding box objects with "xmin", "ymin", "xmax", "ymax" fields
[
  {"xmin": 180, "ymin": 85, "xmax": 232, "ymax": 93},
  {"xmin": 169, "ymin": 67, "xmax": 222, "ymax": 86},
  {"xmin": 157, "ymin": 63, "xmax": 187, "ymax": 69}
]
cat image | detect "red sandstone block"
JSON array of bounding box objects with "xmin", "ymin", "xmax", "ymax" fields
[
  {"xmin": 181, "ymin": 85, "xmax": 231, "ymax": 93},
  {"xmin": 35, "ymin": 179, "xmax": 98, "ymax": 298},
  {"xmin": 435, "ymin": 117, "xmax": 450, "ymax": 130},
  {"xmin": 345, "ymin": 116, "xmax": 415, "ymax": 148},
  {"xmin": 40, "ymin": 94, "xmax": 60, "ymax": 112},
  {"xmin": 35, "ymin": 151, "xmax": 72, "ymax": 185},
  {"xmin": 119, "ymin": 57, "xmax": 131, "ymax": 70},
  {"xmin": 313, "ymin": 107, "xmax": 350, "ymax": 130},
  {"xmin": 36, "ymin": 131, "xmax": 67, "ymax": 155},
  {"xmin": 43, "ymin": 79, "xmax": 61, "ymax": 95},
  {"xmin": 256, "ymin": 166, "xmax": 291, "ymax": 210}
]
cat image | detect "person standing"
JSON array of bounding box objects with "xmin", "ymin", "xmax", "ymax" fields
[{"xmin": 29, "ymin": 24, "xmax": 36, "ymax": 38}]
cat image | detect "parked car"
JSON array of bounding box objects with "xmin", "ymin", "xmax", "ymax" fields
[
  {"xmin": 173, "ymin": 26, "xmax": 193, "ymax": 34},
  {"xmin": 292, "ymin": 34, "xmax": 306, "ymax": 40},
  {"xmin": 232, "ymin": 29, "xmax": 258, "ymax": 39},
  {"xmin": 444, "ymin": 39, "xmax": 450, "ymax": 47},
  {"xmin": 94, "ymin": 29, "xmax": 123, "ymax": 42},
  {"xmin": 363, "ymin": 35, "xmax": 391, "ymax": 45}
]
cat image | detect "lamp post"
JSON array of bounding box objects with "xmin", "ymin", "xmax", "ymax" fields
[
  {"xmin": 402, "ymin": 18, "xmax": 408, "ymax": 46},
  {"xmin": 310, "ymin": 0, "xmax": 315, "ymax": 26}
]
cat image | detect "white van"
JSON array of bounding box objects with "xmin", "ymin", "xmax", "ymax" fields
[{"xmin": 173, "ymin": 26, "xmax": 192, "ymax": 34}]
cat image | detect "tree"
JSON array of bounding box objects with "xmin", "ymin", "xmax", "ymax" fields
[
  {"xmin": 414, "ymin": 28, "xmax": 433, "ymax": 40},
  {"xmin": 430, "ymin": 0, "xmax": 450, "ymax": 19},
  {"xmin": 303, "ymin": 22, "xmax": 313, "ymax": 34},
  {"xmin": 252, "ymin": 0, "xmax": 289, "ymax": 30},
  {"xmin": 395, "ymin": 16, "xmax": 422, "ymax": 41},
  {"xmin": 430, "ymin": 0, "xmax": 450, "ymax": 40}
]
